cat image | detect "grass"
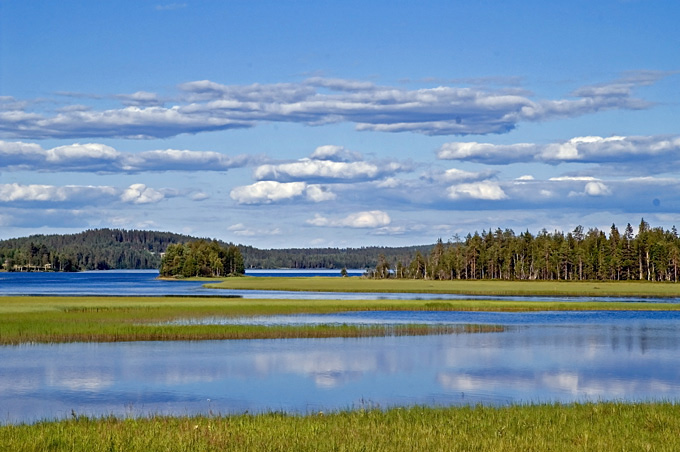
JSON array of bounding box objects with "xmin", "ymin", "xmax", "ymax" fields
[
  {"xmin": 1, "ymin": 295, "xmax": 680, "ymax": 345},
  {"xmin": 1, "ymin": 402, "xmax": 679, "ymax": 451},
  {"xmin": 206, "ymin": 276, "xmax": 680, "ymax": 297}
]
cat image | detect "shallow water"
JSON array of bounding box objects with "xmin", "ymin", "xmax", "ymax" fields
[{"xmin": 2, "ymin": 311, "xmax": 680, "ymax": 424}]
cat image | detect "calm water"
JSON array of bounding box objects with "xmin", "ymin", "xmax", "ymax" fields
[
  {"xmin": 3, "ymin": 312, "xmax": 680, "ymax": 424},
  {"xmin": 3, "ymin": 271, "xmax": 680, "ymax": 424},
  {"xmin": 1, "ymin": 270, "xmax": 678, "ymax": 302}
]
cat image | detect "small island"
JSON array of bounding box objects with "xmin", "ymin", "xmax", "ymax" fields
[{"xmin": 159, "ymin": 240, "xmax": 245, "ymax": 278}]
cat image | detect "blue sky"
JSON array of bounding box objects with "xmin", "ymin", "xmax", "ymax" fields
[{"xmin": 1, "ymin": 0, "xmax": 679, "ymax": 247}]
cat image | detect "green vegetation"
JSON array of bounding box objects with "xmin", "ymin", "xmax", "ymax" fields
[
  {"xmin": 208, "ymin": 277, "xmax": 680, "ymax": 298},
  {"xmin": 160, "ymin": 240, "xmax": 245, "ymax": 278},
  {"xmin": 375, "ymin": 219, "xmax": 680, "ymax": 282},
  {"xmin": 1, "ymin": 295, "xmax": 679, "ymax": 345},
  {"xmin": 0, "ymin": 229, "xmax": 198, "ymax": 271},
  {"xmin": 0, "ymin": 228, "xmax": 428, "ymax": 272},
  {"xmin": 2, "ymin": 403, "xmax": 679, "ymax": 451}
]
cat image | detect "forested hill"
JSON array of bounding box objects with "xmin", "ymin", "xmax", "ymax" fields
[
  {"xmin": 0, "ymin": 229, "xmax": 200, "ymax": 271},
  {"xmin": 239, "ymin": 245, "xmax": 433, "ymax": 270},
  {"xmin": 0, "ymin": 229, "xmax": 433, "ymax": 272}
]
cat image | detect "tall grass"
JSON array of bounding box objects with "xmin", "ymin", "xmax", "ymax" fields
[
  {"xmin": 2, "ymin": 403, "xmax": 678, "ymax": 451},
  {"xmin": 1, "ymin": 296, "xmax": 678, "ymax": 345}
]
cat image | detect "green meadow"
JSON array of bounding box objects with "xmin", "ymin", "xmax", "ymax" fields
[{"xmin": 2, "ymin": 403, "xmax": 679, "ymax": 451}]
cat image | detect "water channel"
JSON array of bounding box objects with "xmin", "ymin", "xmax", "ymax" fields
[{"xmin": 2, "ymin": 271, "xmax": 680, "ymax": 424}]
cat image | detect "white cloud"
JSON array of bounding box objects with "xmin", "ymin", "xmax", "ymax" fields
[
  {"xmin": 441, "ymin": 168, "xmax": 491, "ymax": 182},
  {"xmin": 45, "ymin": 143, "xmax": 120, "ymax": 163},
  {"xmin": 0, "ymin": 74, "xmax": 661, "ymax": 139},
  {"xmin": 230, "ymin": 181, "xmax": 336, "ymax": 204},
  {"xmin": 310, "ymin": 145, "xmax": 362, "ymax": 162},
  {"xmin": 438, "ymin": 134, "xmax": 680, "ymax": 168},
  {"xmin": 0, "ymin": 140, "xmax": 251, "ymax": 173},
  {"xmin": 230, "ymin": 181, "xmax": 307, "ymax": 204},
  {"xmin": 307, "ymin": 210, "xmax": 391, "ymax": 228},
  {"xmin": 584, "ymin": 181, "xmax": 611, "ymax": 197},
  {"xmin": 0, "ymin": 183, "xmax": 117, "ymax": 203},
  {"xmin": 305, "ymin": 185, "xmax": 337, "ymax": 202},
  {"xmin": 447, "ymin": 181, "xmax": 507, "ymax": 200},
  {"xmin": 254, "ymin": 159, "xmax": 381, "ymax": 182},
  {"xmin": 227, "ymin": 223, "xmax": 282, "ymax": 237},
  {"xmin": 120, "ymin": 184, "xmax": 165, "ymax": 204}
]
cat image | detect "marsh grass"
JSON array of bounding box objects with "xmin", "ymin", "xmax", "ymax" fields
[
  {"xmin": 207, "ymin": 276, "xmax": 680, "ymax": 298},
  {"xmin": 1, "ymin": 295, "xmax": 679, "ymax": 345},
  {"xmin": 2, "ymin": 403, "xmax": 679, "ymax": 451}
]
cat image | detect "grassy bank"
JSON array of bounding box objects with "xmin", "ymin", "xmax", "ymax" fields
[
  {"xmin": 1, "ymin": 295, "xmax": 679, "ymax": 345},
  {"xmin": 2, "ymin": 403, "xmax": 678, "ymax": 451},
  {"xmin": 207, "ymin": 277, "xmax": 680, "ymax": 297}
]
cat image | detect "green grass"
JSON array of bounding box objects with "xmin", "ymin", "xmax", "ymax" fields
[
  {"xmin": 1, "ymin": 403, "xmax": 679, "ymax": 451},
  {"xmin": 1, "ymin": 295, "xmax": 679, "ymax": 345},
  {"xmin": 207, "ymin": 277, "xmax": 680, "ymax": 297}
]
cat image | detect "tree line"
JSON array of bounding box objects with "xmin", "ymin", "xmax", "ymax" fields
[
  {"xmin": 367, "ymin": 219, "xmax": 680, "ymax": 282},
  {"xmin": 159, "ymin": 240, "xmax": 245, "ymax": 277},
  {"xmin": 0, "ymin": 229, "xmax": 197, "ymax": 272}
]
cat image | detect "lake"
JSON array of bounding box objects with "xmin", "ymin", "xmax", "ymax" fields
[
  {"xmin": 2, "ymin": 271, "xmax": 680, "ymax": 424},
  {"xmin": 1, "ymin": 270, "xmax": 678, "ymax": 302}
]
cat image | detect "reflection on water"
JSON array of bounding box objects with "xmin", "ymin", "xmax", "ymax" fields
[{"xmin": 3, "ymin": 313, "xmax": 680, "ymax": 424}]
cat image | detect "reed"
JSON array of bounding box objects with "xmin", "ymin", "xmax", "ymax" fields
[
  {"xmin": 1, "ymin": 296, "xmax": 678, "ymax": 345},
  {"xmin": 2, "ymin": 402, "xmax": 678, "ymax": 451}
]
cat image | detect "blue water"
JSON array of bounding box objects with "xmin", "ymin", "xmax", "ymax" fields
[
  {"xmin": 1, "ymin": 270, "xmax": 679, "ymax": 302},
  {"xmin": 3, "ymin": 270, "xmax": 680, "ymax": 424},
  {"xmin": 3, "ymin": 315, "xmax": 680, "ymax": 424}
]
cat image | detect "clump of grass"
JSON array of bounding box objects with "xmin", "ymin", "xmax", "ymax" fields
[{"xmin": 1, "ymin": 402, "xmax": 678, "ymax": 451}]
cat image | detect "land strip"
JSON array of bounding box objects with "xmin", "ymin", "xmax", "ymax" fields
[
  {"xmin": 206, "ymin": 276, "xmax": 680, "ymax": 297},
  {"xmin": 1, "ymin": 295, "xmax": 680, "ymax": 345},
  {"xmin": 1, "ymin": 403, "xmax": 678, "ymax": 451}
]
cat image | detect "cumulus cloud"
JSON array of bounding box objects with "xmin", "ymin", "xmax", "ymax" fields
[
  {"xmin": 0, "ymin": 140, "xmax": 251, "ymax": 173},
  {"xmin": 0, "ymin": 74, "xmax": 662, "ymax": 139},
  {"xmin": 229, "ymin": 181, "xmax": 334, "ymax": 204},
  {"xmin": 253, "ymin": 146, "xmax": 407, "ymax": 183},
  {"xmin": 447, "ymin": 181, "xmax": 508, "ymax": 200},
  {"xmin": 438, "ymin": 135, "xmax": 680, "ymax": 168},
  {"xmin": 309, "ymin": 145, "xmax": 362, "ymax": 162},
  {"xmin": 584, "ymin": 181, "xmax": 611, "ymax": 196},
  {"xmin": 120, "ymin": 184, "xmax": 165, "ymax": 204},
  {"xmin": 307, "ymin": 210, "xmax": 391, "ymax": 228},
  {"xmin": 254, "ymin": 159, "xmax": 381, "ymax": 182},
  {"xmin": 0, "ymin": 183, "xmax": 117, "ymax": 203}
]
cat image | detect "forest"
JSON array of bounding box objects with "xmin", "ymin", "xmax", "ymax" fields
[
  {"xmin": 0, "ymin": 229, "xmax": 427, "ymax": 272},
  {"xmin": 0, "ymin": 229, "xmax": 197, "ymax": 272},
  {"xmin": 159, "ymin": 241, "xmax": 245, "ymax": 277},
  {"xmin": 372, "ymin": 219, "xmax": 680, "ymax": 282},
  {"xmin": 2, "ymin": 220, "xmax": 680, "ymax": 282}
]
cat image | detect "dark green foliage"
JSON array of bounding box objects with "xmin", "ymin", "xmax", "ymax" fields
[
  {"xmin": 238, "ymin": 244, "xmax": 432, "ymax": 270},
  {"xmin": 388, "ymin": 220, "xmax": 680, "ymax": 282},
  {"xmin": 0, "ymin": 229, "xmax": 200, "ymax": 272},
  {"xmin": 0, "ymin": 229, "xmax": 431, "ymax": 272},
  {"xmin": 159, "ymin": 240, "xmax": 245, "ymax": 277}
]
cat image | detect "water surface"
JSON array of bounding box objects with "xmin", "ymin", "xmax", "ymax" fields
[
  {"xmin": 1, "ymin": 270, "xmax": 679, "ymax": 303},
  {"xmin": 2, "ymin": 311, "xmax": 680, "ymax": 424}
]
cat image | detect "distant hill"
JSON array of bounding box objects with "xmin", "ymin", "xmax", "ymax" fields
[{"xmin": 0, "ymin": 229, "xmax": 432, "ymax": 272}]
